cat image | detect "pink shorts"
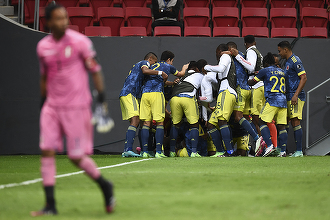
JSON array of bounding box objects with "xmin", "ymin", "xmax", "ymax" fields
[{"xmin": 40, "ymin": 104, "xmax": 93, "ymax": 159}]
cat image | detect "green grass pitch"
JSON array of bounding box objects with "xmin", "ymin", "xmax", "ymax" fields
[{"xmin": 1, "ymin": 155, "xmax": 330, "ymax": 220}]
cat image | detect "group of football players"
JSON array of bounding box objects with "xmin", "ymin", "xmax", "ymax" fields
[{"xmin": 120, "ymin": 35, "xmax": 307, "ymax": 158}]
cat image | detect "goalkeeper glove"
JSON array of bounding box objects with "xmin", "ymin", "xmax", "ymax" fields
[{"xmin": 92, "ymin": 92, "xmax": 115, "ymax": 133}]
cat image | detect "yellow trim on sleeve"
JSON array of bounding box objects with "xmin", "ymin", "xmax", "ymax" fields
[
  {"xmin": 173, "ymin": 70, "xmax": 179, "ymax": 76},
  {"xmin": 253, "ymin": 76, "xmax": 261, "ymax": 82},
  {"xmin": 297, "ymin": 70, "xmax": 306, "ymax": 76},
  {"xmin": 141, "ymin": 65, "xmax": 149, "ymax": 69}
]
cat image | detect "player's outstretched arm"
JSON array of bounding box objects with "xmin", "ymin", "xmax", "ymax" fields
[
  {"xmin": 291, "ymin": 74, "xmax": 307, "ymax": 105},
  {"xmin": 142, "ymin": 66, "xmax": 168, "ymax": 81},
  {"xmin": 231, "ymin": 48, "xmax": 256, "ymax": 73},
  {"xmin": 176, "ymin": 64, "xmax": 189, "ymax": 77}
]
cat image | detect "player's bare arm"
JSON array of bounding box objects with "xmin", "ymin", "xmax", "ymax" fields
[
  {"xmin": 291, "ymin": 74, "xmax": 307, "ymax": 105},
  {"xmin": 176, "ymin": 63, "xmax": 189, "ymax": 77}
]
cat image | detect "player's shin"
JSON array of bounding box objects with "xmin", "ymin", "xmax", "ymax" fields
[
  {"xmin": 278, "ymin": 129, "xmax": 288, "ymax": 152},
  {"xmin": 208, "ymin": 128, "xmax": 224, "ymax": 153},
  {"xmin": 190, "ymin": 127, "xmax": 199, "ymax": 153},
  {"xmin": 293, "ymin": 125, "xmax": 303, "ymax": 151},
  {"xmin": 124, "ymin": 125, "xmax": 137, "ymax": 152},
  {"xmin": 220, "ymin": 124, "xmax": 234, "ymax": 154},
  {"xmin": 141, "ymin": 125, "xmax": 150, "ymax": 152},
  {"xmin": 155, "ymin": 125, "xmax": 164, "ymax": 153},
  {"xmin": 77, "ymin": 156, "xmax": 101, "ymax": 179},
  {"xmin": 260, "ymin": 125, "xmax": 273, "ymax": 147},
  {"xmin": 41, "ymin": 157, "xmax": 56, "ymax": 209},
  {"xmin": 239, "ymin": 117, "xmax": 259, "ymax": 141},
  {"xmin": 170, "ymin": 125, "xmax": 179, "ymax": 152}
]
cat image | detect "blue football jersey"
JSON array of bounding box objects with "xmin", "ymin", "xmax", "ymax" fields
[
  {"xmin": 284, "ymin": 54, "xmax": 306, "ymax": 101},
  {"xmin": 235, "ymin": 51, "xmax": 250, "ymax": 90},
  {"xmin": 142, "ymin": 61, "xmax": 178, "ymax": 93},
  {"xmin": 119, "ymin": 60, "xmax": 150, "ymax": 99},
  {"xmin": 254, "ymin": 66, "xmax": 287, "ymax": 108}
]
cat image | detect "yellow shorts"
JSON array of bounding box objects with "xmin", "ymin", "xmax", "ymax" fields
[
  {"xmin": 251, "ymin": 86, "xmax": 265, "ymax": 115},
  {"xmin": 233, "ymin": 135, "xmax": 249, "ymax": 151},
  {"xmin": 209, "ymin": 90, "xmax": 236, "ymax": 124},
  {"xmin": 234, "ymin": 86, "xmax": 251, "ymax": 115},
  {"xmin": 170, "ymin": 96, "xmax": 199, "ymax": 125},
  {"xmin": 139, "ymin": 92, "xmax": 165, "ymax": 122},
  {"xmin": 260, "ymin": 102, "xmax": 287, "ymax": 125},
  {"xmin": 287, "ymin": 98, "xmax": 305, "ymax": 120},
  {"xmin": 119, "ymin": 94, "xmax": 140, "ymax": 121}
]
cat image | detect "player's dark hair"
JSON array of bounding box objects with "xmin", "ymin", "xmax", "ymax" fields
[
  {"xmin": 144, "ymin": 52, "xmax": 157, "ymax": 60},
  {"xmin": 278, "ymin": 41, "xmax": 292, "ymax": 50},
  {"xmin": 160, "ymin": 50, "xmax": 175, "ymax": 61},
  {"xmin": 244, "ymin": 35, "xmax": 255, "ymax": 44},
  {"xmin": 227, "ymin": 41, "xmax": 237, "ymax": 49},
  {"xmin": 263, "ymin": 52, "xmax": 276, "ymax": 67},
  {"xmin": 273, "ymin": 53, "xmax": 280, "ymax": 59},
  {"xmin": 188, "ymin": 61, "xmax": 199, "ymax": 71},
  {"xmin": 216, "ymin": 44, "xmax": 228, "ymax": 52},
  {"xmin": 197, "ymin": 59, "xmax": 207, "ymax": 72},
  {"xmin": 45, "ymin": 1, "xmax": 64, "ymax": 21}
]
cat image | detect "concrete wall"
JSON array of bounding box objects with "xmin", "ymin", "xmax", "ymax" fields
[{"xmin": 1, "ymin": 16, "xmax": 329, "ymax": 155}]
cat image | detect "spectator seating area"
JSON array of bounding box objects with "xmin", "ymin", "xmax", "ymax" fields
[{"xmin": 10, "ymin": 0, "xmax": 330, "ymax": 38}]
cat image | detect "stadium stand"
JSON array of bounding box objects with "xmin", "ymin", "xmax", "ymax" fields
[
  {"xmin": 120, "ymin": 27, "xmax": 147, "ymax": 36},
  {"xmin": 270, "ymin": 8, "xmax": 297, "ymax": 28},
  {"xmin": 269, "ymin": 0, "xmax": 296, "ymax": 8},
  {"xmin": 299, "ymin": 0, "xmax": 325, "ymax": 8},
  {"xmin": 184, "ymin": 0, "xmax": 210, "ymax": 7},
  {"xmin": 301, "ymin": 27, "xmax": 328, "ymax": 38},
  {"xmin": 183, "ymin": 7, "xmax": 210, "ymax": 27},
  {"xmin": 125, "ymin": 7, "xmax": 152, "ymax": 35},
  {"xmin": 122, "ymin": 0, "xmax": 147, "ymax": 8},
  {"xmin": 211, "ymin": 0, "xmax": 238, "ymax": 7},
  {"xmin": 154, "ymin": 26, "xmax": 181, "ymax": 36},
  {"xmin": 67, "ymin": 24, "xmax": 80, "ymax": 32},
  {"xmin": 98, "ymin": 7, "xmax": 125, "ymax": 36},
  {"xmin": 301, "ymin": 8, "xmax": 328, "ymax": 28},
  {"xmin": 212, "ymin": 7, "xmax": 239, "ymax": 27},
  {"xmin": 241, "ymin": 0, "xmax": 267, "ymax": 8},
  {"xmin": 241, "ymin": 8, "xmax": 268, "ymax": 27},
  {"xmin": 56, "ymin": 0, "xmax": 80, "ymax": 8},
  {"xmin": 242, "ymin": 27, "xmax": 269, "ymax": 37},
  {"xmin": 271, "ymin": 28, "xmax": 298, "ymax": 38},
  {"xmin": 184, "ymin": 26, "xmax": 211, "ymax": 37},
  {"xmin": 213, "ymin": 27, "xmax": 240, "ymax": 37},
  {"xmin": 85, "ymin": 26, "xmax": 111, "ymax": 36},
  {"xmin": 89, "ymin": 0, "xmax": 114, "ymax": 22},
  {"xmin": 67, "ymin": 7, "xmax": 93, "ymax": 34}
]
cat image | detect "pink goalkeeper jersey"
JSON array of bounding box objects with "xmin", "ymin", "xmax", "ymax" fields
[{"xmin": 37, "ymin": 29, "xmax": 101, "ymax": 108}]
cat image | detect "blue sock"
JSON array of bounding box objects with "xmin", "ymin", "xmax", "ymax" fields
[
  {"xmin": 138, "ymin": 127, "xmax": 142, "ymax": 148},
  {"xmin": 260, "ymin": 125, "xmax": 273, "ymax": 147},
  {"xmin": 208, "ymin": 128, "xmax": 224, "ymax": 152},
  {"xmin": 220, "ymin": 124, "xmax": 233, "ymax": 153},
  {"xmin": 250, "ymin": 120, "xmax": 258, "ymax": 134},
  {"xmin": 141, "ymin": 125, "xmax": 150, "ymax": 152},
  {"xmin": 293, "ymin": 125, "xmax": 303, "ymax": 151},
  {"xmin": 239, "ymin": 117, "xmax": 259, "ymax": 141},
  {"xmin": 155, "ymin": 125, "xmax": 164, "ymax": 153},
  {"xmin": 170, "ymin": 125, "xmax": 179, "ymax": 152},
  {"xmin": 278, "ymin": 129, "xmax": 288, "ymax": 152},
  {"xmin": 124, "ymin": 125, "xmax": 136, "ymax": 152},
  {"xmin": 190, "ymin": 127, "xmax": 199, "ymax": 153}
]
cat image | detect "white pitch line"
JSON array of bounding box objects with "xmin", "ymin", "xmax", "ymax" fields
[{"xmin": 0, "ymin": 158, "xmax": 154, "ymax": 190}]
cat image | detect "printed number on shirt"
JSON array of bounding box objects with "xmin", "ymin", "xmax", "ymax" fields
[
  {"xmin": 152, "ymin": 63, "xmax": 160, "ymax": 70},
  {"xmin": 270, "ymin": 76, "xmax": 285, "ymax": 93}
]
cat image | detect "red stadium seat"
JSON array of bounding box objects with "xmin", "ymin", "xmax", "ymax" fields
[
  {"xmin": 126, "ymin": 7, "xmax": 152, "ymax": 35},
  {"xmin": 211, "ymin": 0, "xmax": 238, "ymax": 7},
  {"xmin": 301, "ymin": 8, "xmax": 328, "ymax": 28},
  {"xmin": 56, "ymin": 0, "xmax": 80, "ymax": 8},
  {"xmin": 241, "ymin": 8, "xmax": 268, "ymax": 27},
  {"xmin": 269, "ymin": 0, "xmax": 296, "ymax": 8},
  {"xmin": 212, "ymin": 7, "xmax": 239, "ymax": 27},
  {"xmin": 184, "ymin": 27, "xmax": 211, "ymax": 37},
  {"xmin": 299, "ymin": 0, "xmax": 325, "ymax": 8},
  {"xmin": 98, "ymin": 7, "xmax": 125, "ymax": 36},
  {"xmin": 89, "ymin": 0, "xmax": 114, "ymax": 22},
  {"xmin": 120, "ymin": 27, "xmax": 147, "ymax": 36},
  {"xmin": 184, "ymin": 0, "xmax": 210, "ymax": 7},
  {"xmin": 300, "ymin": 27, "xmax": 327, "ymax": 38},
  {"xmin": 67, "ymin": 7, "xmax": 93, "ymax": 34},
  {"xmin": 271, "ymin": 28, "xmax": 298, "ymax": 38},
  {"xmin": 242, "ymin": 27, "xmax": 269, "ymax": 37},
  {"xmin": 241, "ymin": 0, "xmax": 267, "ymax": 7},
  {"xmin": 24, "ymin": 0, "xmax": 49, "ymax": 24},
  {"xmin": 213, "ymin": 27, "xmax": 240, "ymax": 37},
  {"xmin": 270, "ymin": 8, "xmax": 297, "ymax": 28},
  {"xmin": 39, "ymin": 7, "xmax": 47, "ymax": 32},
  {"xmin": 183, "ymin": 7, "xmax": 210, "ymax": 27},
  {"xmin": 154, "ymin": 26, "xmax": 181, "ymax": 36},
  {"xmin": 67, "ymin": 25, "xmax": 80, "ymax": 32},
  {"xmin": 122, "ymin": 0, "xmax": 147, "ymax": 8},
  {"xmin": 85, "ymin": 26, "xmax": 111, "ymax": 36}
]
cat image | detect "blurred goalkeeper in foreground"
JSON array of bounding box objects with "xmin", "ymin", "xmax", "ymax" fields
[{"xmin": 31, "ymin": 2, "xmax": 115, "ymax": 216}]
